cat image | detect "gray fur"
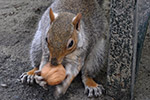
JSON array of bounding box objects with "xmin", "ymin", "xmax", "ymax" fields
[
  {"xmin": 21, "ymin": 0, "xmax": 108, "ymax": 98},
  {"xmin": 83, "ymin": 38, "xmax": 106, "ymax": 77}
]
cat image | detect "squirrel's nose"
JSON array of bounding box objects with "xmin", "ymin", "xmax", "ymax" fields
[{"xmin": 51, "ymin": 58, "xmax": 58, "ymax": 66}]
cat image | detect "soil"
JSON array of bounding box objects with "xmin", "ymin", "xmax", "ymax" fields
[{"xmin": 0, "ymin": 0, "xmax": 149, "ymax": 100}]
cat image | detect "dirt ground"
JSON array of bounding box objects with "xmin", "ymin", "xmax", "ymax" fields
[{"xmin": 0, "ymin": 0, "xmax": 149, "ymax": 100}]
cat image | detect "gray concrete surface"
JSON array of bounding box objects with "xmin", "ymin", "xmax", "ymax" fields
[
  {"xmin": 134, "ymin": 21, "xmax": 150, "ymax": 100},
  {"xmin": 134, "ymin": 0, "xmax": 150, "ymax": 99}
]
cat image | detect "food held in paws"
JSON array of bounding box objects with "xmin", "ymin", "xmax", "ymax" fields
[{"xmin": 41, "ymin": 63, "xmax": 66, "ymax": 85}]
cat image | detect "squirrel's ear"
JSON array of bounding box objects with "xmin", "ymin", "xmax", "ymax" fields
[
  {"xmin": 72, "ymin": 13, "xmax": 82, "ymax": 31},
  {"xmin": 49, "ymin": 8, "xmax": 55, "ymax": 23}
]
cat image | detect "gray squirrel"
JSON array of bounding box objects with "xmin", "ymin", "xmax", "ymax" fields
[{"xmin": 20, "ymin": 0, "xmax": 108, "ymax": 98}]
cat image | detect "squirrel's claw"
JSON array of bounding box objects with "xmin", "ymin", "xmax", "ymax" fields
[
  {"xmin": 20, "ymin": 72, "xmax": 35, "ymax": 84},
  {"xmin": 20, "ymin": 72, "xmax": 28, "ymax": 83},
  {"xmin": 34, "ymin": 71, "xmax": 48, "ymax": 90},
  {"xmin": 84, "ymin": 84, "xmax": 104, "ymax": 97},
  {"xmin": 34, "ymin": 70, "xmax": 41, "ymax": 75},
  {"xmin": 27, "ymin": 75, "xmax": 34, "ymax": 84}
]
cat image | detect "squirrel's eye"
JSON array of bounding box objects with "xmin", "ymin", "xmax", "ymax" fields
[
  {"xmin": 67, "ymin": 39, "xmax": 74, "ymax": 49},
  {"xmin": 45, "ymin": 37, "xmax": 48, "ymax": 43}
]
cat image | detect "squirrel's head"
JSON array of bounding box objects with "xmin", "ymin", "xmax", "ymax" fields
[{"xmin": 46, "ymin": 8, "xmax": 82, "ymax": 66}]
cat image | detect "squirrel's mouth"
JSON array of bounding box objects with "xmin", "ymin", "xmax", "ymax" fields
[
  {"xmin": 50, "ymin": 57, "xmax": 64, "ymax": 66},
  {"xmin": 50, "ymin": 58, "xmax": 58, "ymax": 66}
]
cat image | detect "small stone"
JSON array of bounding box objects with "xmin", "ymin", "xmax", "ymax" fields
[
  {"xmin": 1, "ymin": 83, "xmax": 8, "ymax": 88},
  {"xmin": 13, "ymin": 95, "xmax": 19, "ymax": 100},
  {"xmin": 15, "ymin": 79, "xmax": 21, "ymax": 83}
]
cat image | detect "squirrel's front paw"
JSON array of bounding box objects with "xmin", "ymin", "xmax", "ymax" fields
[
  {"xmin": 34, "ymin": 70, "xmax": 48, "ymax": 90},
  {"xmin": 20, "ymin": 72, "xmax": 35, "ymax": 84},
  {"xmin": 20, "ymin": 68, "xmax": 38, "ymax": 84},
  {"xmin": 54, "ymin": 85, "xmax": 64, "ymax": 99}
]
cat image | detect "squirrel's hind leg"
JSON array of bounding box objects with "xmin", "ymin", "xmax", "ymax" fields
[
  {"xmin": 81, "ymin": 39, "xmax": 106, "ymax": 97},
  {"xmin": 81, "ymin": 75, "xmax": 104, "ymax": 97}
]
